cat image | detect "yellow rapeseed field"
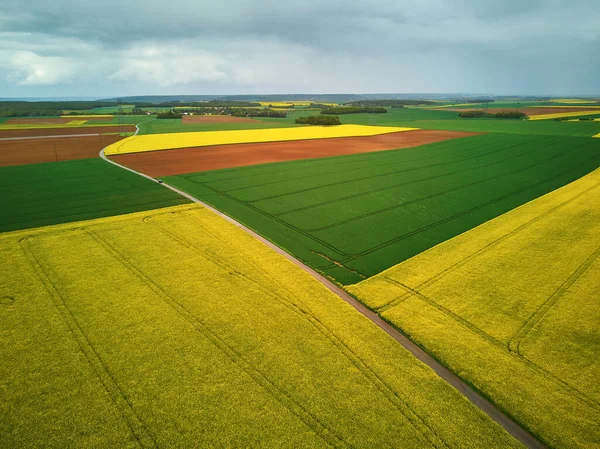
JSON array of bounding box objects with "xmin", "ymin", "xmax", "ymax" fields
[
  {"xmin": 529, "ymin": 110, "xmax": 600, "ymax": 120},
  {"xmin": 65, "ymin": 120, "xmax": 88, "ymax": 125},
  {"xmin": 347, "ymin": 167, "xmax": 600, "ymax": 449},
  {"xmin": 104, "ymin": 124, "xmax": 418, "ymax": 155},
  {"xmin": 549, "ymin": 99, "xmax": 598, "ymax": 104},
  {"xmin": 0, "ymin": 204, "xmax": 520, "ymax": 448}
]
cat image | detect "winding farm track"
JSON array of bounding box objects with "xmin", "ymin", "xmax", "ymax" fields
[{"xmin": 99, "ymin": 128, "xmax": 547, "ymax": 449}]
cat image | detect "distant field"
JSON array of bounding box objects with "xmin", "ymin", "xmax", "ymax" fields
[
  {"xmin": 529, "ymin": 110, "xmax": 600, "ymax": 120},
  {"xmin": 105, "ymin": 125, "xmax": 417, "ymax": 155},
  {"xmin": 0, "ymin": 159, "xmax": 188, "ymax": 232},
  {"xmin": 136, "ymin": 117, "xmax": 296, "ymax": 135},
  {"xmin": 0, "ymin": 134, "xmax": 125, "ymax": 167},
  {"xmin": 0, "ymin": 204, "xmax": 520, "ymax": 448},
  {"xmin": 348, "ymin": 166, "xmax": 600, "ymax": 449},
  {"xmin": 165, "ymin": 133, "xmax": 600, "ymax": 284},
  {"xmin": 0, "ymin": 125, "xmax": 136, "ymax": 138},
  {"xmin": 339, "ymin": 112, "xmax": 600, "ymax": 137}
]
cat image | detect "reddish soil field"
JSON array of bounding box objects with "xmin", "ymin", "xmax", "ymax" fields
[
  {"xmin": 0, "ymin": 125, "xmax": 135, "ymax": 139},
  {"xmin": 436, "ymin": 107, "xmax": 600, "ymax": 115},
  {"xmin": 0, "ymin": 134, "xmax": 126, "ymax": 167},
  {"xmin": 6, "ymin": 117, "xmax": 112, "ymax": 125},
  {"xmin": 182, "ymin": 115, "xmax": 260, "ymax": 124},
  {"xmin": 110, "ymin": 129, "xmax": 479, "ymax": 177}
]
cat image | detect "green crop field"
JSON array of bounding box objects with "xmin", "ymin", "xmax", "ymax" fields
[
  {"xmin": 0, "ymin": 159, "xmax": 188, "ymax": 233},
  {"xmin": 165, "ymin": 133, "xmax": 600, "ymax": 284},
  {"xmin": 337, "ymin": 110, "xmax": 600, "ymax": 137}
]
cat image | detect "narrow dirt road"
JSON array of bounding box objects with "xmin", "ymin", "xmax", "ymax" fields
[{"xmin": 99, "ymin": 137, "xmax": 547, "ymax": 449}]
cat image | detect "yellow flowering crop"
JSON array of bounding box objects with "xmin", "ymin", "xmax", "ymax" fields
[
  {"xmin": 347, "ymin": 166, "xmax": 600, "ymax": 448},
  {"xmin": 549, "ymin": 99, "xmax": 598, "ymax": 104},
  {"xmin": 528, "ymin": 110, "xmax": 600, "ymax": 120},
  {"xmin": 104, "ymin": 124, "xmax": 418, "ymax": 155},
  {"xmin": 65, "ymin": 120, "xmax": 88, "ymax": 125},
  {"xmin": 0, "ymin": 204, "xmax": 519, "ymax": 448}
]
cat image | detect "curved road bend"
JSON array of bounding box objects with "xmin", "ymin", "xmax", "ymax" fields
[{"xmin": 99, "ymin": 140, "xmax": 547, "ymax": 449}]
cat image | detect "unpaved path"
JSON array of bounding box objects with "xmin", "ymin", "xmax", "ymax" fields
[{"xmin": 99, "ymin": 142, "xmax": 547, "ymax": 449}]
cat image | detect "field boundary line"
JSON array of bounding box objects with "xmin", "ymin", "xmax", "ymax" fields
[
  {"xmin": 18, "ymin": 233, "xmax": 158, "ymax": 449},
  {"xmin": 145, "ymin": 212, "xmax": 447, "ymax": 449},
  {"xmin": 99, "ymin": 147, "xmax": 547, "ymax": 449},
  {"xmin": 509, "ymin": 243, "xmax": 600, "ymax": 354},
  {"xmin": 271, "ymin": 136, "xmax": 559, "ymax": 217},
  {"xmin": 187, "ymin": 132, "xmax": 494, "ymax": 186},
  {"xmin": 86, "ymin": 227, "xmax": 351, "ymax": 449},
  {"xmin": 242, "ymin": 135, "xmax": 545, "ymax": 204},
  {"xmin": 300, "ymin": 139, "xmax": 594, "ymax": 233},
  {"xmin": 377, "ymin": 179, "xmax": 600, "ymax": 313}
]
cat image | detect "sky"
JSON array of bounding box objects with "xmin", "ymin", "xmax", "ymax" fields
[{"xmin": 0, "ymin": 0, "xmax": 599, "ymax": 98}]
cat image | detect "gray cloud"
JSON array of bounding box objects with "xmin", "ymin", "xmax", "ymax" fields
[{"xmin": 0, "ymin": 0, "xmax": 598, "ymax": 97}]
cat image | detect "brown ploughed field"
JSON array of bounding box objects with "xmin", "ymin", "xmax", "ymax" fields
[
  {"xmin": 0, "ymin": 125, "xmax": 135, "ymax": 139},
  {"xmin": 6, "ymin": 117, "xmax": 112, "ymax": 125},
  {"xmin": 436, "ymin": 107, "xmax": 600, "ymax": 115},
  {"xmin": 110, "ymin": 129, "xmax": 479, "ymax": 177},
  {"xmin": 0, "ymin": 134, "xmax": 126, "ymax": 167},
  {"xmin": 182, "ymin": 115, "xmax": 260, "ymax": 124}
]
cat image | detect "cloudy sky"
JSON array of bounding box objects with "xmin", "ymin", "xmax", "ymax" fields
[{"xmin": 1, "ymin": 0, "xmax": 599, "ymax": 98}]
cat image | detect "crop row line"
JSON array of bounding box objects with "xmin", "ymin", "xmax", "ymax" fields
[
  {"xmin": 243, "ymin": 135, "xmax": 555, "ymax": 204},
  {"xmin": 299, "ymin": 139, "xmax": 594, "ymax": 234},
  {"xmin": 272, "ymin": 136, "xmax": 564, "ymax": 218},
  {"xmin": 509, "ymin": 242, "xmax": 600, "ymax": 355},
  {"xmin": 19, "ymin": 233, "xmax": 157, "ymax": 449},
  {"xmin": 199, "ymin": 142, "xmax": 598, "ymax": 274},
  {"xmin": 205, "ymin": 135, "xmax": 548, "ymax": 196},
  {"xmin": 380, "ymin": 275, "xmax": 600, "ymax": 413},
  {"xmin": 194, "ymin": 133, "xmax": 537, "ymax": 189},
  {"xmin": 145, "ymin": 212, "xmax": 448, "ymax": 449},
  {"xmin": 377, "ymin": 180, "xmax": 600, "ymax": 313}
]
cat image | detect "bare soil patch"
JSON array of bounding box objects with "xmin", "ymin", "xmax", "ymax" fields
[
  {"xmin": 110, "ymin": 129, "xmax": 479, "ymax": 177},
  {"xmin": 182, "ymin": 115, "xmax": 260, "ymax": 124},
  {"xmin": 0, "ymin": 134, "xmax": 126, "ymax": 167},
  {"xmin": 0, "ymin": 125, "xmax": 135, "ymax": 139}
]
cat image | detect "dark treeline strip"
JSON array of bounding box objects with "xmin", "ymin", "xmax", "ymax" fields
[
  {"xmin": 296, "ymin": 116, "xmax": 341, "ymax": 125},
  {"xmin": 321, "ymin": 107, "xmax": 387, "ymax": 115},
  {"xmin": 345, "ymin": 100, "xmax": 436, "ymax": 107},
  {"xmin": 459, "ymin": 111, "xmax": 528, "ymax": 119}
]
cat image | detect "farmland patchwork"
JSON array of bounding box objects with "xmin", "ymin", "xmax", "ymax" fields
[{"xmin": 165, "ymin": 133, "xmax": 600, "ymax": 284}]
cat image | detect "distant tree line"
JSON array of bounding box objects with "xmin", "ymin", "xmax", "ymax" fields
[
  {"xmin": 231, "ymin": 108, "xmax": 286, "ymax": 118},
  {"xmin": 321, "ymin": 106, "xmax": 387, "ymax": 115},
  {"xmin": 459, "ymin": 111, "xmax": 527, "ymax": 119},
  {"xmin": 170, "ymin": 107, "xmax": 287, "ymax": 118},
  {"xmin": 466, "ymin": 98, "xmax": 495, "ymax": 104},
  {"xmin": 157, "ymin": 111, "xmax": 183, "ymax": 119},
  {"xmin": 345, "ymin": 99, "xmax": 436, "ymax": 107},
  {"xmin": 296, "ymin": 115, "xmax": 341, "ymax": 125}
]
